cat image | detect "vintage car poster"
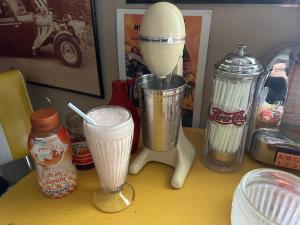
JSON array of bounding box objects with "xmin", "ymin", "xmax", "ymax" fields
[
  {"xmin": 117, "ymin": 9, "xmax": 211, "ymax": 127},
  {"xmin": 0, "ymin": 0, "xmax": 104, "ymax": 97},
  {"xmin": 127, "ymin": 0, "xmax": 300, "ymax": 4}
]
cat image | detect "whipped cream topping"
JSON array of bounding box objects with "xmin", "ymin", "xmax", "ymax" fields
[{"xmin": 88, "ymin": 107, "xmax": 129, "ymax": 126}]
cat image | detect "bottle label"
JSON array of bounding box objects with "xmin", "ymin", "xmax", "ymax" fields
[
  {"xmin": 274, "ymin": 147, "xmax": 300, "ymax": 171},
  {"xmin": 71, "ymin": 141, "xmax": 93, "ymax": 166},
  {"xmin": 28, "ymin": 127, "xmax": 77, "ymax": 198},
  {"xmin": 208, "ymin": 106, "xmax": 247, "ymax": 127},
  {"xmin": 39, "ymin": 170, "xmax": 76, "ymax": 197}
]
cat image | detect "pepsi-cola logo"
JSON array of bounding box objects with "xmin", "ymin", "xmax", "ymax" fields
[{"xmin": 209, "ymin": 107, "xmax": 247, "ymax": 127}]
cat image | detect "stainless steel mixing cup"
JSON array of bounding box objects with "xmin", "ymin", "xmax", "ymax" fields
[{"xmin": 137, "ymin": 74, "xmax": 186, "ymax": 152}]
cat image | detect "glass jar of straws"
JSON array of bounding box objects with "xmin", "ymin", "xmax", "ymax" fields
[{"xmin": 201, "ymin": 44, "xmax": 263, "ymax": 172}]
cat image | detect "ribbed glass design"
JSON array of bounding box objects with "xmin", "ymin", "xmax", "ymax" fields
[
  {"xmin": 232, "ymin": 169, "xmax": 300, "ymax": 225},
  {"xmin": 91, "ymin": 135, "xmax": 133, "ymax": 191},
  {"xmin": 83, "ymin": 106, "xmax": 134, "ymax": 191}
]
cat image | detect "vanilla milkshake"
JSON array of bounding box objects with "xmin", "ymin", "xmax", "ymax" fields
[{"xmin": 83, "ymin": 106, "xmax": 134, "ymax": 191}]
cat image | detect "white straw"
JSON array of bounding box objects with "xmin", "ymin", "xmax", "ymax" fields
[
  {"xmin": 67, "ymin": 103, "xmax": 97, "ymax": 125},
  {"xmin": 208, "ymin": 77, "xmax": 252, "ymax": 155}
]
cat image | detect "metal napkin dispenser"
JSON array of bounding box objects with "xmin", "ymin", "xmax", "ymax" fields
[
  {"xmin": 250, "ymin": 129, "xmax": 300, "ymax": 170},
  {"xmin": 248, "ymin": 45, "xmax": 300, "ymax": 171}
]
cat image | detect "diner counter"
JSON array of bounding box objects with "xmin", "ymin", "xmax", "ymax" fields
[{"xmin": 0, "ymin": 128, "xmax": 264, "ymax": 225}]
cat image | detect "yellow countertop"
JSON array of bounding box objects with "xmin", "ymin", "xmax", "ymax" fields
[{"xmin": 0, "ymin": 128, "xmax": 264, "ymax": 225}]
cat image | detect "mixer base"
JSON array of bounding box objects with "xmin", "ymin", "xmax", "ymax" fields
[{"xmin": 129, "ymin": 127, "xmax": 195, "ymax": 189}]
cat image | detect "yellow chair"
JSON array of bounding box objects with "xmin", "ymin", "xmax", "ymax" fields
[{"xmin": 0, "ymin": 70, "xmax": 33, "ymax": 186}]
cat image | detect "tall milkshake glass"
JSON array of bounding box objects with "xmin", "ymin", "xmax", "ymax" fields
[{"xmin": 83, "ymin": 106, "xmax": 135, "ymax": 213}]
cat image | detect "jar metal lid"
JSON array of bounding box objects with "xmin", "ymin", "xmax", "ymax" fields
[{"xmin": 215, "ymin": 44, "xmax": 264, "ymax": 76}]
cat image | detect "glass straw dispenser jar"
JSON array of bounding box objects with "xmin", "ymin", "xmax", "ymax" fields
[{"xmin": 201, "ymin": 44, "xmax": 263, "ymax": 172}]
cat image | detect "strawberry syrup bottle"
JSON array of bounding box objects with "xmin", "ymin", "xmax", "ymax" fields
[
  {"xmin": 66, "ymin": 113, "xmax": 94, "ymax": 170},
  {"xmin": 108, "ymin": 80, "xmax": 140, "ymax": 154}
]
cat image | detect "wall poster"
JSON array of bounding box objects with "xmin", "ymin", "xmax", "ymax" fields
[
  {"xmin": 127, "ymin": 0, "xmax": 300, "ymax": 4},
  {"xmin": 0, "ymin": 0, "xmax": 104, "ymax": 97},
  {"xmin": 117, "ymin": 9, "xmax": 211, "ymax": 127}
]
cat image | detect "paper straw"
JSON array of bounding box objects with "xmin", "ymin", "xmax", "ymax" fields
[
  {"xmin": 208, "ymin": 77, "xmax": 253, "ymax": 155},
  {"xmin": 210, "ymin": 78, "xmax": 228, "ymax": 148},
  {"xmin": 67, "ymin": 102, "xmax": 97, "ymax": 125},
  {"xmin": 220, "ymin": 81, "xmax": 246, "ymax": 152},
  {"xmin": 224, "ymin": 80, "xmax": 252, "ymax": 153},
  {"xmin": 212, "ymin": 78, "xmax": 235, "ymax": 151},
  {"xmin": 225, "ymin": 80, "xmax": 252, "ymax": 153},
  {"xmin": 221, "ymin": 82, "xmax": 245, "ymax": 153},
  {"xmin": 218, "ymin": 81, "xmax": 241, "ymax": 150}
]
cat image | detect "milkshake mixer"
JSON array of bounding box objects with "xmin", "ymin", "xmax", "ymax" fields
[{"xmin": 129, "ymin": 2, "xmax": 196, "ymax": 189}]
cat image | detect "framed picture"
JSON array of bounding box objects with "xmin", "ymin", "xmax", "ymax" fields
[
  {"xmin": 0, "ymin": 0, "xmax": 104, "ymax": 98},
  {"xmin": 117, "ymin": 9, "xmax": 211, "ymax": 127},
  {"xmin": 127, "ymin": 0, "xmax": 300, "ymax": 4}
]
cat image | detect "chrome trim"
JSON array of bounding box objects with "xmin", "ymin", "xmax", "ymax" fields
[
  {"xmin": 139, "ymin": 35, "xmax": 185, "ymax": 44},
  {"xmin": 0, "ymin": 19, "xmax": 19, "ymax": 25},
  {"xmin": 25, "ymin": 155, "xmax": 34, "ymax": 171}
]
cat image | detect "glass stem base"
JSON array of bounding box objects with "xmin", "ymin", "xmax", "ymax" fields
[{"xmin": 93, "ymin": 183, "xmax": 135, "ymax": 213}]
